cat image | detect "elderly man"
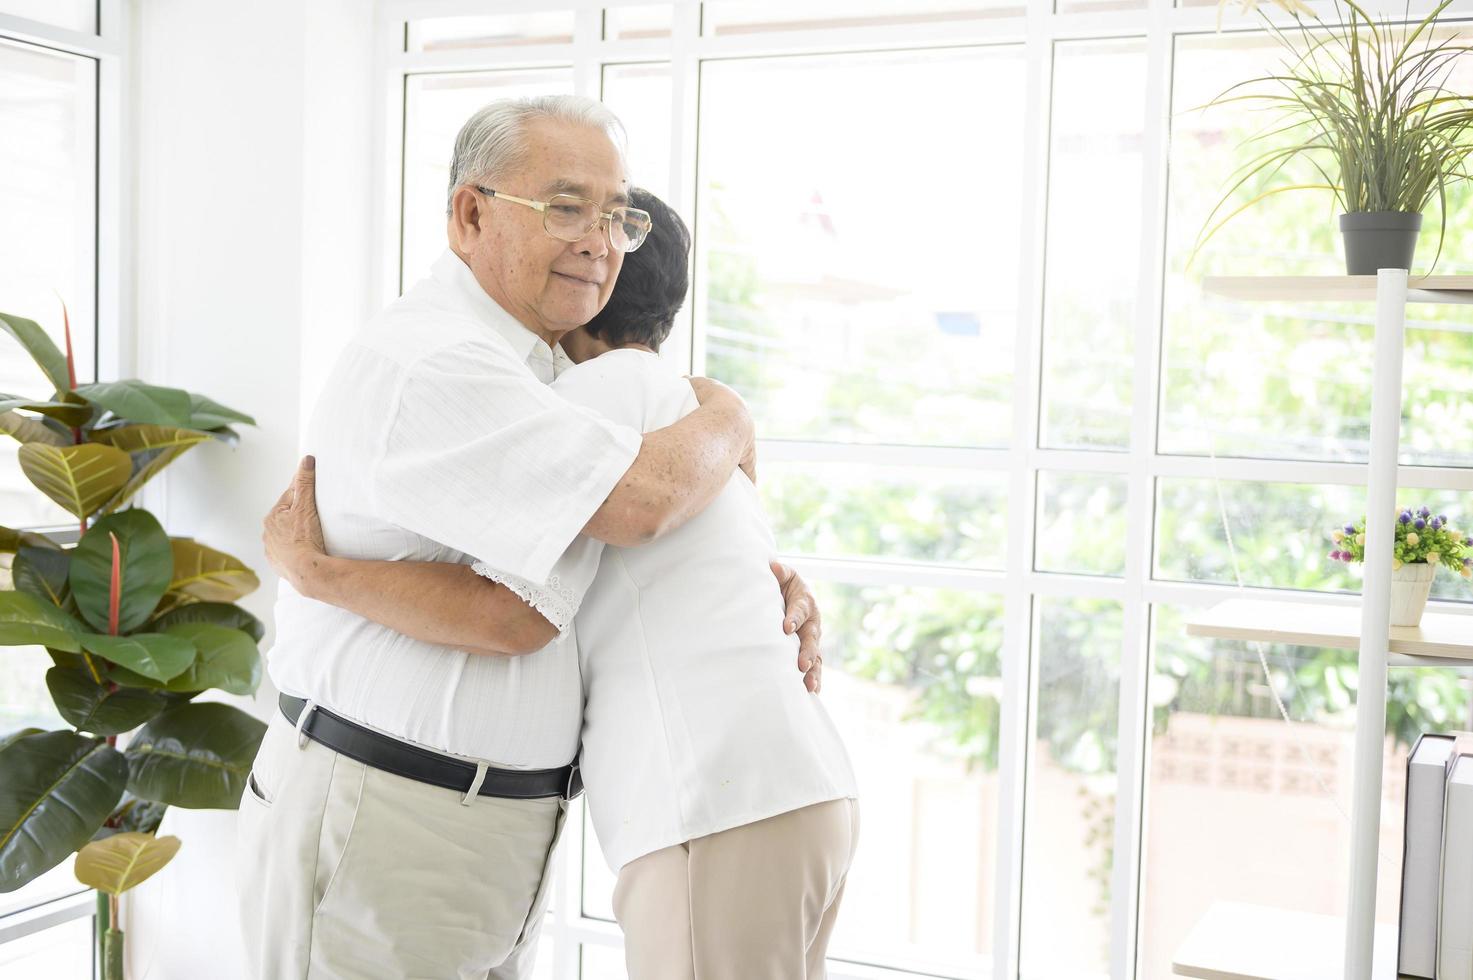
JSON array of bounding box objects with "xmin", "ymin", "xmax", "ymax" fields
[{"xmin": 235, "ymin": 95, "xmax": 822, "ymax": 979}]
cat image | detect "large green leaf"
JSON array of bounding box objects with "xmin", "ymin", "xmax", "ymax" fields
[
  {"xmin": 13, "ymin": 546, "xmax": 71, "ymax": 609},
  {"xmin": 0, "ymin": 392, "xmax": 90, "ymax": 427},
  {"xmin": 74, "ymin": 831, "xmax": 180, "ymax": 896},
  {"xmin": 0, "ymin": 526, "xmax": 62, "ymax": 553},
  {"xmin": 156, "ymin": 624, "xmax": 260, "ymax": 695},
  {"xmin": 187, "ymin": 393, "xmax": 255, "ymax": 429},
  {"xmin": 70, "ymin": 510, "xmax": 174, "ymax": 634},
  {"xmin": 168, "ymin": 539, "xmax": 259, "ymax": 602},
  {"xmin": 0, "ymin": 409, "xmax": 70, "ymax": 447},
  {"xmin": 148, "ymin": 601, "xmax": 264, "ymax": 643},
  {"xmin": 90, "ymin": 426, "xmax": 213, "ymax": 515},
  {"xmin": 80, "ymin": 633, "xmax": 195, "ymax": 684},
  {"xmin": 124, "ymin": 703, "xmax": 266, "ymax": 809},
  {"xmin": 72, "ymin": 381, "xmax": 192, "ymax": 428},
  {"xmin": 0, "ymin": 731, "xmax": 129, "ymax": 892},
  {"xmin": 0, "ymin": 728, "xmax": 43, "ymax": 753},
  {"xmin": 45, "ymin": 667, "xmax": 171, "ymax": 736},
  {"xmin": 0, "ymin": 312, "xmax": 70, "ymax": 395},
  {"xmin": 0, "ymin": 592, "xmax": 82, "ymax": 651},
  {"xmin": 17, "ymin": 443, "xmax": 133, "ymax": 520}
]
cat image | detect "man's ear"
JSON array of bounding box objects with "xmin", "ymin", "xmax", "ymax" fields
[{"xmin": 448, "ymin": 185, "xmax": 484, "ymax": 250}]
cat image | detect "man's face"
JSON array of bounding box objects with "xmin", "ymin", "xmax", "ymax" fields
[{"xmin": 450, "ymin": 117, "xmax": 628, "ymax": 343}]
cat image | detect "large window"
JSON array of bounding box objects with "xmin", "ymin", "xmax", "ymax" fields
[
  {"xmin": 0, "ymin": 2, "xmax": 126, "ymax": 971},
  {"xmin": 385, "ymin": 2, "xmax": 1473, "ymax": 978}
]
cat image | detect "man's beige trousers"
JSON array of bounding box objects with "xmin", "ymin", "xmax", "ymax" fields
[
  {"xmin": 236, "ymin": 712, "xmax": 566, "ymax": 980},
  {"xmin": 612, "ymin": 798, "xmax": 860, "ymax": 980}
]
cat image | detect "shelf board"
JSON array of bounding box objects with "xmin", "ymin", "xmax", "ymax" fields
[
  {"xmin": 1186, "ymin": 597, "xmax": 1473, "ymax": 663},
  {"xmin": 1202, "ymin": 275, "xmax": 1473, "ymax": 304},
  {"xmin": 1172, "ymin": 902, "xmax": 1400, "ymax": 979}
]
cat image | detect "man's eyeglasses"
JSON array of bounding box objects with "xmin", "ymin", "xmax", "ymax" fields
[{"xmin": 474, "ymin": 186, "xmax": 652, "ymax": 253}]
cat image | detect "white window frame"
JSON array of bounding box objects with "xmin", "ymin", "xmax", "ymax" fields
[
  {"xmin": 0, "ymin": 1, "xmax": 130, "ymax": 973},
  {"xmin": 374, "ymin": 2, "xmax": 1473, "ymax": 978}
]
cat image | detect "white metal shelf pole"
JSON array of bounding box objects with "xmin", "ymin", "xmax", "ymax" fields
[{"xmin": 1345, "ymin": 267, "xmax": 1409, "ymax": 979}]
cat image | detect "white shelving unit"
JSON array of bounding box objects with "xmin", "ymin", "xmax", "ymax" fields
[{"xmin": 1179, "ymin": 272, "xmax": 1473, "ymax": 980}]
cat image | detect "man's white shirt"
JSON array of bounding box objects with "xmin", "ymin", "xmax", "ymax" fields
[
  {"xmin": 474, "ymin": 348, "xmax": 859, "ymax": 871},
  {"xmin": 265, "ymin": 249, "xmax": 641, "ymax": 768}
]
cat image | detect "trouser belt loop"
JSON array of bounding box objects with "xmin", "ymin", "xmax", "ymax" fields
[
  {"xmin": 294, "ymin": 699, "xmax": 318, "ymax": 749},
  {"xmin": 462, "ymin": 760, "xmax": 490, "ymax": 806}
]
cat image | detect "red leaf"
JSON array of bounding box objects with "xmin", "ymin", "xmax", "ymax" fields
[{"xmin": 108, "ymin": 532, "xmax": 122, "ymax": 636}]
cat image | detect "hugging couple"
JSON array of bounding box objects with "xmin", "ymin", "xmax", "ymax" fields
[{"xmin": 236, "ymin": 93, "xmax": 859, "ymax": 980}]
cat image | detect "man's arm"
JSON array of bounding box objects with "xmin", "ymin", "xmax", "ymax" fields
[
  {"xmin": 582, "ymin": 376, "xmax": 754, "ymax": 547},
  {"xmin": 264, "ymin": 459, "xmax": 556, "ymax": 657}
]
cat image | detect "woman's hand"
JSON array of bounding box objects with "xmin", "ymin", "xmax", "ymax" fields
[
  {"xmin": 771, "ymin": 560, "xmax": 823, "ymax": 693},
  {"xmin": 262, "ymin": 455, "xmax": 330, "ymax": 597}
]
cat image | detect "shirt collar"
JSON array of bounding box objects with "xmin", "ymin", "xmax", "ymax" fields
[{"xmin": 432, "ymin": 248, "xmax": 544, "ymax": 365}]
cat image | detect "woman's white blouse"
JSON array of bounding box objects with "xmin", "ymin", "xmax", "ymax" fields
[{"xmin": 474, "ymin": 349, "xmax": 859, "ymax": 871}]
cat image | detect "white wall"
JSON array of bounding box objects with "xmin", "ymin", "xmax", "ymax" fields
[{"xmin": 121, "ymin": 1, "xmax": 375, "ymax": 976}]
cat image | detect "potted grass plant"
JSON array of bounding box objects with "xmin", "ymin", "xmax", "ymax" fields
[
  {"xmin": 1329, "ymin": 504, "xmax": 1471, "ymax": 626},
  {"xmin": 1189, "ymin": 0, "xmax": 1473, "ymax": 274},
  {"xmin": 0, "ymin": 308, "xmax": 266, "ymax": 980}
]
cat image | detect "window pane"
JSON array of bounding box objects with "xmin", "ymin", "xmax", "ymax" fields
[
  {"xmin": 400, "ymin": 69, "xmax": 575, "ymax": 287},
  {"xmin": 600, "ymin": 62, "xmax": 671, "ymax": 201},
  {"xmin": 762, "ymin": 461, "xmax": 1009, "ymax": 568},
  {"xmin": 702, "ymin": 0, "xmax": 1023, "ymax": 34},
  {"xmin": 580, "ymin": 943, "xmax": 627, "ymax": 978},
  {"xmin": 817, "ymin": 582, "xmax": 1001, "ymax": 974},
  {"xmin": 1021, "ymin": 597, "xmax": 1122, "ymax": 980},
  {"xmin": 1035, "ymin": 472, "xmax": 1128, "ymax": 577},
  {"xmin": 1039, "ymin": 39, "xmax": 1146, "ymax": 450},
  {"xmin": 0, "ymin": 40, "xmax": 97, "ymax": 530},
  {"xmin": 603, "ymin": 4, "xmax": 672, "ymax": 40},
  {"xmin": 0, "ymin": 1, "xmax": 96, "ymax": 33},
  {"xmin": 406, "ymin": 13, "xmax": 576, "ymax": 52},
  {"xmin": 1058, "ymin": 0, "xmax": 1145, "ymax": 12},
  {"xmin": 1141, "ymin": 604, "xmax": 1426, "ymax": 976},
  {"xmin": 1161, "ymin": 30, "xmax": 1473, "ymax": 466},
  {"xmin": 0, "ymin": 909, "xmax": 91, "ymax": 979},
  {"xmin": 1157, "ymin": 479, "xmax": 1473, "ymax": 599},
  {"xmin": 698, "ymin": 48, "xmax": 1025, "ymax": 448},
  {"xmin": 1155, "ymin": 478, "xmax": 1365, "ymax": 592}
]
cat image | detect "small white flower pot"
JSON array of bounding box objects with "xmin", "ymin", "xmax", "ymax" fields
[{"xmin": 1389, "ymin": 562, "xmax": 1437, "ymax": 627}]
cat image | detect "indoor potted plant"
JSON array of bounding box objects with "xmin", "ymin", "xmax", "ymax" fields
[
  {"xmin": 0, "ymin": 308, "xmax": 266, "ymax": 979},
  {"xmin": 1329, "ymin": 505, "xmax": 1471, "ymax": 626},
  {"xmin": 1189, "ymin": 0, "xmax": 1473, "ymax": 274}
]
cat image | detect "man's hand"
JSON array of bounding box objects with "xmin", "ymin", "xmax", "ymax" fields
[
  {"xmin": 687, "ymin": 375, "xmax": 756, "ymax": 483},
  {"xmin": 262, "ymin": 455, "xmax": 330, "ymax": 597},
  {"xmin": 771, "ymin": 560, "xmax": 822, "ymax": 693}
]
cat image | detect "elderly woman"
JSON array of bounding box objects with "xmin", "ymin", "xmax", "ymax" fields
[{"xmin": 263, "ymin": 189, "xmax": 859, "ymax": 979}]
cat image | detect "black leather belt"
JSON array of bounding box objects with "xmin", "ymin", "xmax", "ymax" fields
[{"xmin": 279, "ymin": 694, "xmax": 582, "ymax": 801}]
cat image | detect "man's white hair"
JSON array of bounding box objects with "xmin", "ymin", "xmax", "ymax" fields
[{"xmin": 445, "ymin": 94, "xmax": 627, "ymax": 214}]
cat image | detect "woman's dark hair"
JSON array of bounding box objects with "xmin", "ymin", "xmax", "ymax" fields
[{"xmin": 583, "ymin": 187, "xmax": 690, "ymax": 352}]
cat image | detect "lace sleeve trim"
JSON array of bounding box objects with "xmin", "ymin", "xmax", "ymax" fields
[{"xmin": 470, "ymin": 561, "xmax": 577, "ymax": 633}]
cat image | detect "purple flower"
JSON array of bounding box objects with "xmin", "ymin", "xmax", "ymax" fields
[
  {"xmin": 1330, "ymin": 550, "xmax": 1342, "ymax": 560},
  {"xmin": 1465, "ymin": 558, "xmax": 1472, "ymax": 567},
  {"xmin": 1415, "ymin": 518, "xmax": 1427, "ymax": 530},
  {"xmin": 1465, "ymin": 536, "xmax": 1472, "ymax": 546},
  {"xmin": 1432, "ymin": 517, "xmax": 1444, "ymax": 529},
  {"xmin": 1400, "ymin": 512, "xmax": 1413, "ymax": 524},
  {"xmin": 1421, "ymin": 506, "xmax": 1432, "ymax": 518},
  {"xmin": 1343, "ymin": 553, "xmax": 1354, "ymax": 562},
  {"xmin": 1438, "ymin": 514, "xmax": 1448, "ymax": 525},
  {"xmin": 1344, "ymin": 523, "xmax": 1357, "ymax": 534}
]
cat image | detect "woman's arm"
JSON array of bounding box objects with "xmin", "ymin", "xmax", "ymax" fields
[{"xmin": 263, "ymin": 459, "xmax": 557, "ymax": 656}]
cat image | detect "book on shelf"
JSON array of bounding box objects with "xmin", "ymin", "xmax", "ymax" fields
[
  {"xmin": 1402, "ymin": 732, "xmax": 1455, "ymax": 978},
  {"xmin": 1440, "ymin": 749, "xmax": 1473, "ymax": 978}
]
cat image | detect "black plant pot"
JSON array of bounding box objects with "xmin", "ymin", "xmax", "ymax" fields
[{"xmin": 1339, "ymin": 211, "xmax": 1422, "ymax": 275}]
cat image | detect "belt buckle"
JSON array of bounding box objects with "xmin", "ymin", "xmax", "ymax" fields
[{"xmin": 563, "ymin": 762, "xmax": 583, "ymax": 800}]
